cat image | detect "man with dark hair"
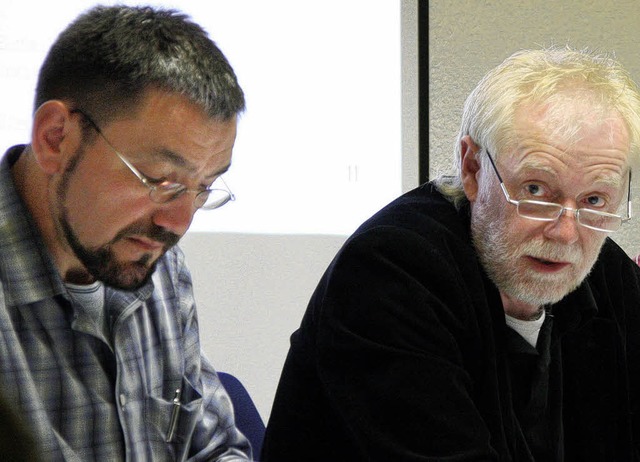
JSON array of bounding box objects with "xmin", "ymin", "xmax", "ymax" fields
[
  {"xmin": 0, "ymin": 5, "xmax": 250, "ymax": 460},
  {"xmin": 263, "ymin": 47, "xmax": 640, "ymax": 461}
]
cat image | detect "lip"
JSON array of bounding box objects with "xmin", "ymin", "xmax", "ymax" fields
[
  {"xmin": 525, "ymin": 256, "xmax": 572, "ymax": 273},
  {"xmin": 127, "ymin": 236, "xmax": 164, "ymax": 252}
]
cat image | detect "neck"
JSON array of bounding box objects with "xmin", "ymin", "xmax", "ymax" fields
[
  {"xmin": 11, "ymin": 146, "xmax": 85, "ymax": 280},
  {"xmin": 500, "ymin": 292, "xmax": 543, "ymax": 321}
]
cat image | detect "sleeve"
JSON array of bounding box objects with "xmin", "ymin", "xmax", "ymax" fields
[
  {"xmin": 174, "ymin": 249, "xmax": 253, "ymax": 462},
  {"xmin": 314, "ymin": 225, "xmax": 502, "ymax": 461}
]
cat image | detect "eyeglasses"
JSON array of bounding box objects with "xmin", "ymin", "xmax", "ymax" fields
[
  {"xmin": 485, "ymin": 150, "xmax": 632, "ymax": 233},
  {"xmin": 72, "ymin": 109, "xmax": 235, "ymax": 210}
]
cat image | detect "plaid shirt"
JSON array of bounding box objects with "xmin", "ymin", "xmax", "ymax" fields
[{"xmin": 0, "ymin": 146, "xmax": 252, "ymax": 461}]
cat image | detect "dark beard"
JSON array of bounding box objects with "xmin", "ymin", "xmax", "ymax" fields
[
  {"xmin": 56, "ymin": 144, "xmax": 180, "ymax": 290},
  {"xmin": 60, "ymin": 216, "xmax": 179, "ymax": 290}
]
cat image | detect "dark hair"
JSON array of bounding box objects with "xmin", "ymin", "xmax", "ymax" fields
[{"xmin": 35, "ymin": 5, "xmax": 245, "ymax": 125}]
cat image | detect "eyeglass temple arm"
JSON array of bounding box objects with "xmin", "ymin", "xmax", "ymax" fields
[
  {"xmin": 486, "ymin": 149, "xmax": 517, "ymax": 203},
  {"xmin": 485, "ymin": 150, "xmax": 505, "ymax": 183},
  {"xmin": 625, "ymin": 169, "xmax": 633, "ymax": 220}
]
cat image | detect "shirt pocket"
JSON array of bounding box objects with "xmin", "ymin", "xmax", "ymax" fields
[{"xmin": 145, "ymin": 377, "xmax": 203, "ymax": 461}]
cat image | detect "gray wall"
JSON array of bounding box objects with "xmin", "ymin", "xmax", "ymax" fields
[
  {"xmin": 429, "ymin": 0, "xmax": 640, "ymax": 258},
  {"xmin": 180, "ymin": 233, "xmax": 346, "ymax": 421}
]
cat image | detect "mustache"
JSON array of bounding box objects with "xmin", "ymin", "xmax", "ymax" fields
[
  {"xmin": 111, "ymin": 222, "xmax": 181, "ymax": 249},
  {"xmin": 518, "ymin": 239, "xmax": 582, "ymax": 264}
]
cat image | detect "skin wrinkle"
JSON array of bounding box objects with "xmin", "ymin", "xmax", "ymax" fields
[
  {"xmin": 467, "ymin": 98, "xmax": 630, "ymax": 320},
  {"xmin": 515, "ymin": 155, "xmax": 627, "ymax": 186},
  {"xmin": 504, "ymin": 104, "xmax": 630, "ymax": 209},
  {"xmin": 131, "ymin": 146, "xmax": 232, "ymax": 182},
  {"xmin": 104, "ymin": 141, "xmax": 231, "ymax": 190},
  {"xmin": 509, "ymin": 158, "xmax": 627, "ymax": 208},
  {"xmin": 93, "ymin": 97, "xmax": 235, "ymax": 189}
]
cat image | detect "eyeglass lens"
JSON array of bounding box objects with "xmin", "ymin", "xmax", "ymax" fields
[{"xmin": 517, "ymin": 201, "xmax": 621, "ymax": 231}]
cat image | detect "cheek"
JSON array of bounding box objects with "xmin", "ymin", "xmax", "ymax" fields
[
  {"xmin": 507, "ymin": 214, "xmax": 547, "ymax": 241},
  {"xmin": 479, "ymin": 197, "xmax": 545, "ymax": 249},
  {"xmin": 474, "ymin": 186, "xmax": 515, "ymax": 231},
  {"xmin": 61, "ymin": 172, "xmax": 150, "ymax": 243},
  {"xmin": 580, "ymin": 232, "xmax": 607, "ymax": 260},
  {"xmin": 476, "ymin": 186, "xmax": 551, "ymax": 245}
]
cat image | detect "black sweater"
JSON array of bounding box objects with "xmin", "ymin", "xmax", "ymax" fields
[{"xmin": 263, "ymin": 183, "xmax": 640, "ymax": 461}]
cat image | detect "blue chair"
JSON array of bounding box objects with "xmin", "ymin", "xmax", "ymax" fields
[{"xmin": 218, "ymin": 372, "xmax": 265, "ymax": 460}]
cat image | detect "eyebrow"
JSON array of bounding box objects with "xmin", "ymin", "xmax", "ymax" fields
[
  {"xmin": 207, "ymin": 163, "xmax": 231, "ymax": 180},
  {"xmin": 516, "ymin": 160, "xmax": 626, "ymax": 189},
  {"xmin": 155, "ymin": 148, "xmax": 189, "ymax": 169},
  {"xmin": 515, "ymin": 160, "xmax": 555, "ymax": 176},
  {"xmin": 153, "ymin": 148, "xmax": 231, "ymax": 180}
]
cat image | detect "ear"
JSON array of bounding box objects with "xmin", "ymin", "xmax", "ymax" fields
[
  {"xmin": 31, "ymin": 101, "xmax": 78, "ymax": 175},
  {"xmin": 460, "ymin": 135, "xmax": 482, "ymax": 202}
]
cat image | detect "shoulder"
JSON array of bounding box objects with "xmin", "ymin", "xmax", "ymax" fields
[
  {"xmin": 310, "ymin": 184, "xmax": 491, "ymax": 338},
  {"xmin": 585, "ymin": 239, "xmax": 640, "ymax": 315},
  {"xmin": 355, "ymin": 183, "xmax": 467, "ymax": 237},
  {"xmin": 335, "ymin": 183, "xmax": 477, "ymax": 282},
  {"xmin": 590, "ymin": 239, "xmax": 640, "ymax": 281}
]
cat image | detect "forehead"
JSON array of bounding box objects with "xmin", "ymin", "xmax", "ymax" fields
[
  {"xmin": 507, "ymin": 101, "xmax": 631, "ymax": 181},
  {"xmin": 513, "ymin": 98, "xmax": 629, "ymax": 145},
  {"xmin": 109, "ymin": 89, "xmax": 237, "ymax": 176}
]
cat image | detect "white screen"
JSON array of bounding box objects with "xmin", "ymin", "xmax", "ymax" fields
[{"xmin": 0, "ymin": 0, "xmax": 402, "ymax": 235}]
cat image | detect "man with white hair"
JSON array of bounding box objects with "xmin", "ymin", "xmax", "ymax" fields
[{"xmin": 263, "ymin": 47, "xmax": 640, "ymax": 461}]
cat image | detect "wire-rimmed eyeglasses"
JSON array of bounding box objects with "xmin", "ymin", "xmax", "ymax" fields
[
  {"xmin": 72, "ymin": 109, "xmax": 235, "ymax": 210},
  {"xmin": 485, "ymin": 150, "xmax": 632, "ymax": 233}
]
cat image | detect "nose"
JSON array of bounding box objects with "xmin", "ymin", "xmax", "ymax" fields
[
  {"xmin": 542, "ymin": 207, "xmax": 580, "ymax": 245},
  {"xmin": 151, "ymin": 193, "xmax": 196, "ymax": 237}
]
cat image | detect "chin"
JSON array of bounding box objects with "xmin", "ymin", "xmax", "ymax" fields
[
  {"xmin": 504, "ymin": 271, "xmax": 584, "ymax": 307},
  {"xmin": 95, "ymin": 256, "xmax": 158, "ymax": 291},
  {"xmin": 104, "ymin": 267, "xmax": 154, "ymax": 291}
]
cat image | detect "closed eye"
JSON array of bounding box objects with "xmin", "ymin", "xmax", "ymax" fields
[
  {"xmin": 137, "ymin": 167, "xmax": 181, "ymax": 189},
  {"xmin": 145, "ymin": 175, "xmax": 168, "ymax": 185},
  {"xmin": 141, "ymin": 172, "xmax": 184, "ymax": 192}
]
